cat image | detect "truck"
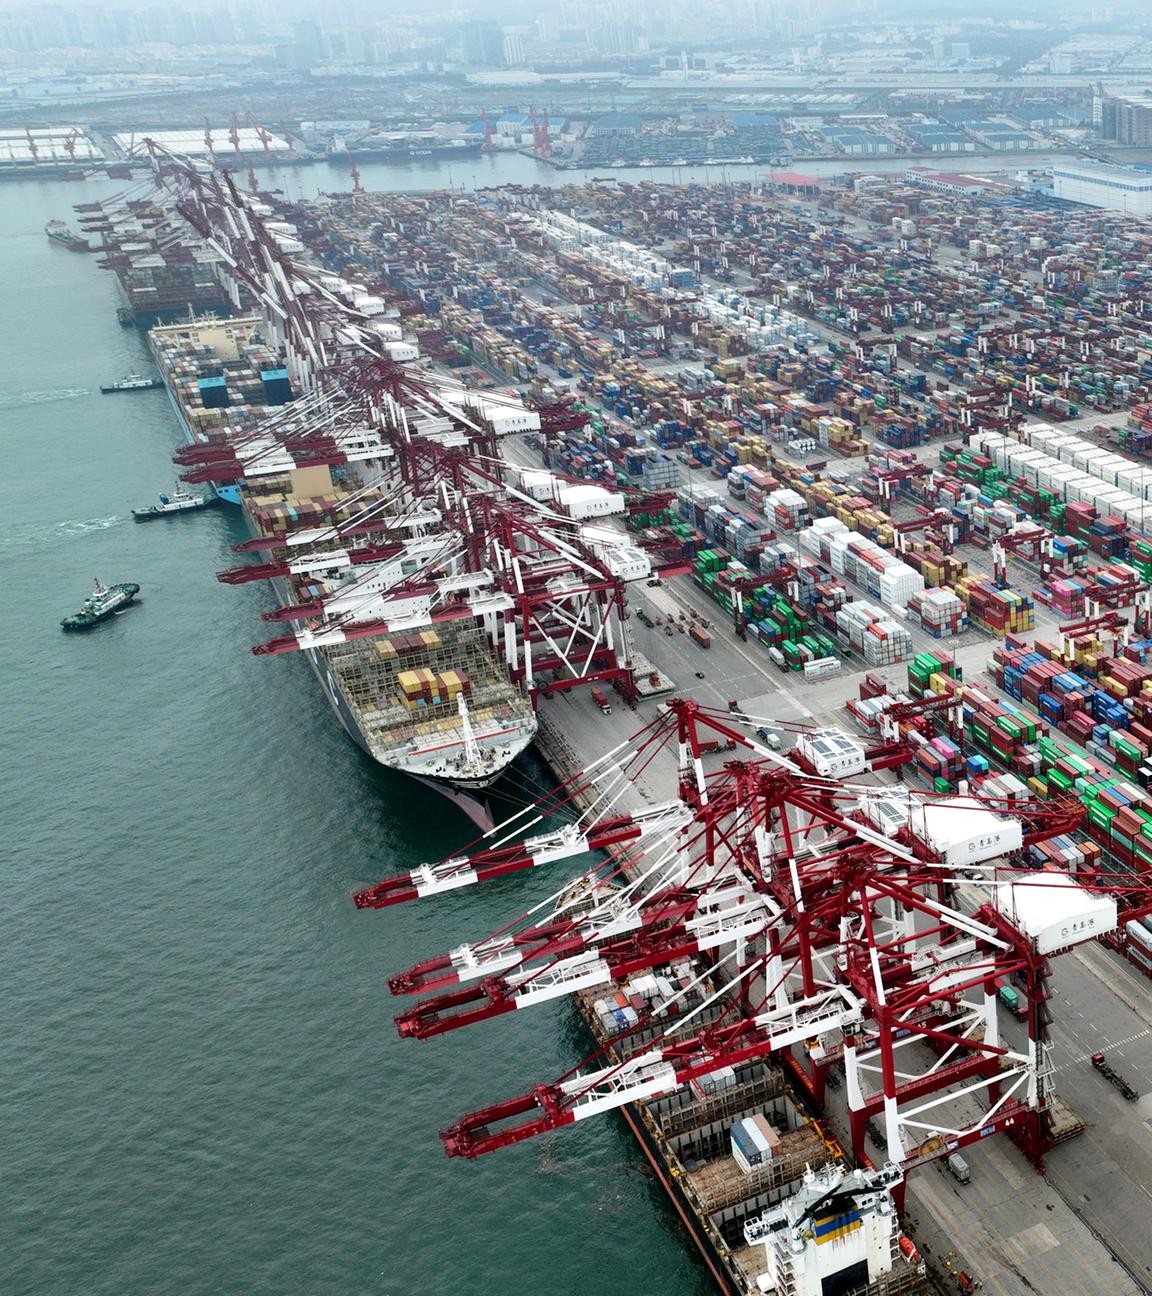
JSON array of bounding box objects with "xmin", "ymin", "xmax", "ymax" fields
[
  {"xmin": 756, "ymin": 726, "xmax": 783, "ymax": 752},
  {"xmin": 698, "ymin": 737, "xmax": 738, "ymax": 755},
  {"xmin": 689, "ymin": 625, "xmax": 711, "ymax": 649},
  {"xmin": 997, "ymin": 984, "xmax": 1027, "ymax": 1020},
  {"xmin": 944, "ymin": 1152, "xmax": 971, "ymax": 1184},
  {"xmin": 590, "ymin": 687, "xmax": 612, "ymax": 715},
  {"xmin": 1091, "ymin": 1051, "xmax": 1139, "ymax": 1101}
]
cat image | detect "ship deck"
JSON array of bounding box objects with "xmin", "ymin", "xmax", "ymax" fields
[
  {"xmin": 325, "ymin": 619, "xmax": 536, "ymax": 762},
  {"xmin": 683, "ymin": 1125, "xmax": 834, "ymax": 1216}
]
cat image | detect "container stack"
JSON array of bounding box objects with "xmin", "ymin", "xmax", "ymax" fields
[
  {"xmin": 640, "ymin": 449, "xmax": 679, "ymax": 490},
  {"xmin": 974, "ymin": 430, "xmax": 1149, "ymax": 532},
  {"xmin": 911, "ymin": 735, "xmax": 966, "ymax": 791},
  {"xmin": 799, "ymin": 517, "xmax": 925, "ymax": 612},
  {"xmin": 836, "ymin": 601, "xmax": 915, "ymax": 666},
  {"xmin": 730, "ymin": 1115, "xmax": 782, "ymax": 1175},
  {"xmin": 989, "ymin": 640, "xmax": 1152, "ymax": 775},
  {"xmin": 1036, "ymin": 576, "xmax": 1090, "ymax": 619},
  {"xmin": 975, "ymin": 771, "xmax": 1031, "ymax": 804},
  {"xmin": 961, "ymin": 684, "xmax": 1043, "ymax": 774},
  {"xmin": 1029, "ymin": 834, "xmax": 1101, "ymax": 872},
  {"xmin": 593, "ymin": 992, "xmax": 640, "ymax": 1035},
  {"xmin": 396, "ymin": 667, "xmax": 471, "ymax": 712},
  {"xmin": 846, "ymin": 690, "xmax": 911, "ymax": 735},
  {"xmin": 762, "ymin": 488, "xmax": 809, "ymax": 531},
  {"xmin": 955, "ymin": 578, "xmax": 1034, "ymax": 636},
  {"xmin": 907, "ymin": 588, "xmax": 967, "ymax": 637},
  {"xmin": 900, "ymin": 541, "xmax": 968, "ymax": 589}
]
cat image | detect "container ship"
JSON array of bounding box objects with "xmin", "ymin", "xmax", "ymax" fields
[
  {"xmin": 572, "ymin": 982, "xmax": 931, "ymax": 1296},
  {"xmin": 75, "ymin": 193, "xmax": 230, "ymax": 324},
  {"xmin": 325, "ymin": 135, "xmax": 483, "ymax": 164},
  {"xmin": 366, "ymin": 720, "xmax": 964, "ymax": 1296},
  {"xmin": 83, "ymin": 156, "xmax": 661, "ymax": 820},
  {"xmin": 146, "ymin": 313, "xmax": 537, "ymax": 821}
]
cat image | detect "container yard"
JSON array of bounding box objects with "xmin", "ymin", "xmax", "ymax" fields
[{"xmin": 69, "ymin": 154, "xmax": 1152, "ymax": 1296}]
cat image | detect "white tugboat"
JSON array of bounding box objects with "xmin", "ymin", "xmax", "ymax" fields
[
  {"xmin": 132, "ymin": 488, "xmax": 219, "ymax": 521},
  {"xmin": 100, "ymin": 373, "xmax": 165, "ymax": 394}
]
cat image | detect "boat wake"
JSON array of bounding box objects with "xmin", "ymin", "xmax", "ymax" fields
[
  {"xmin": 0, "ymin": 386, "xmax": 91, "ymax": 411},
  {"xmin": 1, "ymin": 515, "xmax": 125, "ymax": 560},
  {"xmin": 55, "ymin": 515, "xmax": 124, "ymax": 537}
]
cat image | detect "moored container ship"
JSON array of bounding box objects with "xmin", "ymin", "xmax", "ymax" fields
[
  {"xmin": 325, "ymin": 135, "xmax": 484, "ymax": 164},
  {"xmin": 146, "ymin": 313, "xmax": 537, "ymax": 821}
]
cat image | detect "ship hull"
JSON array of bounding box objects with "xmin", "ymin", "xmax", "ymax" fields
[
  {"xmin": 325, "ymin": 144, "xmax": 484, "ymax": 163},
  {"xmin": 572, "ymin": 993, "xmax": 742, "ymax": 1295},
  {"xmin": 61, "ymin": 588, "xmax": 140, "ymax": 630},
  {"xmin": 155, "ymin": 365, "xmax": 241, "ymax": 506},
  {"xmin": 298, "ymin": 635, "xmax": 503, "ymax": 830},
  {"xmin": 623, "ymin": 1104, "xmax": 742, "ymax": 1295},
  {"xmin": 259, "ymin": 565, "xmax": 530, "ymax": 826}
]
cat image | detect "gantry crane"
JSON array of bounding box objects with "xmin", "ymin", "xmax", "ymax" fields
[{"xmin": 355, "ymin": 700, "xmax": 1112, "ymax": 1191}]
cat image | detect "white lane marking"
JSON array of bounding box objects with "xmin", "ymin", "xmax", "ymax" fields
[{"xmin": 1053, "ymin": 1027, "xmax": 1152, "ymax": 1071}]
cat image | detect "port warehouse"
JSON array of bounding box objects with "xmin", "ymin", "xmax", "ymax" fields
[
  {"xmin": 0, "ymin": 125, "xmax": 104, "ymax": 169},
  {"xmin": 77, "ymin": 158, "xmax": 1152, "ymax": 1294}
]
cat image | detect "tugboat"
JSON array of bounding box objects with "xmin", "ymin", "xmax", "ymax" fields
[
  {"xmin": 132, "ymin": 488, "xmax": 218, "ymax": 521},
  {"xmin": 116, "ymin": 306, "xmax": 136, "ymax": 328},
  {"xmin": 61, "ymin": 578, "xmax": 140, "ymax": 631},
  {"xmin": 100, "ymin": 373, "xmax": 164, "ymax": 394},
  {"xmin": 45, "ymin": 218, "xmax": 90, "ymax": 252}
]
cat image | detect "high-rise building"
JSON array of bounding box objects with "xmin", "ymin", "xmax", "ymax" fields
[
  {"xmin": 461, "ymin": 19, "xmax": 504, "ymax": 66},
  {"xmin": 1096, "ymin": 92, "xmax": 1152, "ymax": 147},
  {"xmin": 502, "ymin": 33, "xmax": 525, "ymax": 66},
  {"xmin": 293, "ymin": 20, "xmax": 325, "ymax": 69}
]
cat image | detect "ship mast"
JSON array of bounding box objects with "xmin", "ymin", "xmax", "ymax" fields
[{"xmin": 456, "ymin": 694, "xmax": 480, "ymax": 768}]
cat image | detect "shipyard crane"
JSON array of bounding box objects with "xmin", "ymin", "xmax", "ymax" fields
[
  {"xmin": 136, "ymin": 143, "xmax": 658, "ymax": 710},
  {"xmin": 354, "ymin": 700, "xmax": 1116, "ymax": 1187}
]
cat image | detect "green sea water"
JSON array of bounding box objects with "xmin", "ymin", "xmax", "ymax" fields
[{"xmin": 2, "ymin": 171, "xmax": 711, "ymax": 1296}]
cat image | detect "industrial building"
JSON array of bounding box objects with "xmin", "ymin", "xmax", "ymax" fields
[
  {"xmin": 904, "ymin": 124, "xmax": 976, "ymax": 154},
  {"xmin": 1095, "ymin": 90, "xmax": 1152, "ymax": 146},
  {"xmin": 0, "ymin": 126, "xmax": 103, "ymax": 169},
  {"xmin": 1052, "ymin": 162, "xmax": 1152, "ymax": 215},
  {"xmin": 113, "ymin": 129, "xmax": 293, "ymax": 160}
]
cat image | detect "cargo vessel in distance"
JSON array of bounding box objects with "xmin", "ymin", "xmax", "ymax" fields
[
  {"xmin": 61, "ymin": 578, "xmax": 140, "ymax": 630},
  {"xmin": 45, "ymin": 219, "xmax": 89, "ymax": 252},
  {"xmin": 325, "ymin": 136, "xmax": 484, "ymax": 164}
]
